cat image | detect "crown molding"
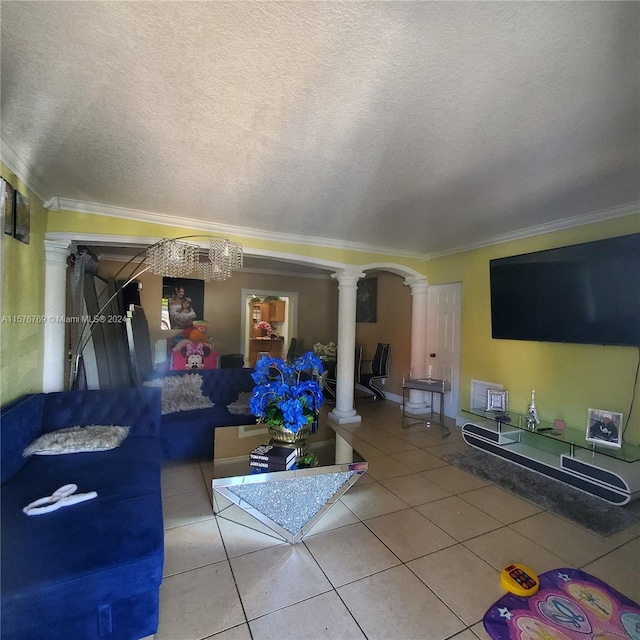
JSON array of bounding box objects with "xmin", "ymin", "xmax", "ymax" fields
[
  {"xmin": 53, "ymin": 197, "xmax": 425, "ymax": 260},
  {"xmin": 426, "ymin": 201, "xmax": 640, "ymax": 259},
  {"xmin": 0, "ymin": 137, "xmax": 50, "ymax": 202}
]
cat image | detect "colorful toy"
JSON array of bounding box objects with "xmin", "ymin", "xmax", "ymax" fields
[{"xmin": 500, "ymin": 563, "xmax": 540, "ymax": 597}]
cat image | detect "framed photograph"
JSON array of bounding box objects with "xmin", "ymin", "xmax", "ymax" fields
[
  {"xmin": 356, "ymin": 277, "xmax": 377, "ymax": 323},
  {"xmin": 161, "ymin": 277, "xmax": 205, "ymax": 331},
  {"xmin": 486, "ymin": 389, "xmax": 508, "ymax": 412},
  {"xmin": 14, "ymin": 190, "xmax": 30, "ymax": 244},
  {"xmin": 2, "ymin": 179, "xmax": 15, "ymax": 236},
  {"xmin": 586, "ymin": 408, "xmax": 623, "ymax": 448}
]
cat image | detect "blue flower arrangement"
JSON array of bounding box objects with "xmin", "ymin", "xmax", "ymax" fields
[{"xmin": 250, "ymin": 352, "xmax": 324, "ymax": 434}]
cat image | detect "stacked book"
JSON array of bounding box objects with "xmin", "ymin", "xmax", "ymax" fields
[{"xmin": 249, "ymin": 444, "xmax": 297, "ymax": 471}]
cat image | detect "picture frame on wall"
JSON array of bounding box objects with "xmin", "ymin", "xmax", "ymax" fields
[
  {"xmin": 161, "ymin": 277, "xmax": 205, "ymax": 331},
  {"xmin": 356, "ymin": 277, "xmax": 377, "ymax": 323},
  {"xmin": 2, "ymin": 179, "xmax": 15, "ymax": 236},
  {"xmin": 486, "ymin": 389, "xmax": 508, "ymax": 413},
  {"xmin": 586, "ymin": 408, "xmax": 623, "ymax": 449},
  {"xmin": 14, "ymin": 190, "xmax": 30, "ymax": 244}
]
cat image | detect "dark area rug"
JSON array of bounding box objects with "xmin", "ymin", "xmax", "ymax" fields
[{"xmin": 442, "ymin": 448, "xmax": 640, "ymax": 537}]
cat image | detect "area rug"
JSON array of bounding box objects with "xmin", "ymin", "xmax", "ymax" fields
[
  {"xmin": 483, "ymin": 567, "xmax": 640, "ymax": 640},
  {"xmin": 442, "ymin": 449, "xmax": 640, "ymax": 536}
]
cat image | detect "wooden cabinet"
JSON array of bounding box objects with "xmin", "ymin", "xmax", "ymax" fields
[{"xmin": 268, "ymin": 300, "xmax": 286, "ymax": 323}]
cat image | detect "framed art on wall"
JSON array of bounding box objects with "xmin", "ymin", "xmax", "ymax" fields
[
  {"xmin": 2, "ymin": 179, "xmax": 15, "ymax": 236},
  {"xmin": 356, "ymin": 277, "xmax": 377, "ymax": 323},
  {"xmin": 14, "ymin": 190, "xmax": 30, "ymax": 244},
  {"xmin": 162, "ymin": 277, "xmax": 205, "ymax": 331},
  {"xmin": 586, "ymin": 408, "xmax": 623, "ymax": 448}
]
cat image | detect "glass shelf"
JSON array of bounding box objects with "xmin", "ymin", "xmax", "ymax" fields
[{"xmin": 461, "ymin": 408, "xmax": 640, "ymax": 463}]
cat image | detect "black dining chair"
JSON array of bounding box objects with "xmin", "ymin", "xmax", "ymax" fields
[{"xmin": 359, "ymin": 343, "xmax": 391, "ymax": 400}]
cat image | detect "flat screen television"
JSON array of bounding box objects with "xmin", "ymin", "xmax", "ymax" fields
[{"xmin": 490, "ymin": 233, "xmax": 640, "ymax": 347}]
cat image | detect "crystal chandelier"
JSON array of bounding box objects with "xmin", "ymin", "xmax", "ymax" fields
[{"xmin": 146, "ymin": 237, "xmax": 243, "ymax": 282}]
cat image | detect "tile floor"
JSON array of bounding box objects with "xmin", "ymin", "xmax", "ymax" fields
[{"xmin": 154, "ymin": 402, "xmax": 640, "ymax": 640}]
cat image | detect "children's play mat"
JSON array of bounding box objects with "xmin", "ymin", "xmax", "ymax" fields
[{"xmin": 483, "ymin": 567, "xmax": 640, "ymax": 640}]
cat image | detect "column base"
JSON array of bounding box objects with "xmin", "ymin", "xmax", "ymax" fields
[
  {"xmin": 402, "ymin": 401, "xmax": 431, "ymax": 416},
  {"xmin": 328, "ymin": 409, "xmax": 362, "ymax": 425}
]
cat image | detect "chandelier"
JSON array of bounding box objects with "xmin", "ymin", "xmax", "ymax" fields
[{"xmin": 145, "ymin": 237, "xmax": 243, "ymax": 281}]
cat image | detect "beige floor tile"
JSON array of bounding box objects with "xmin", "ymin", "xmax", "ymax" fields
[
  {"xmin": 249, "ymin": 591, "xmax": 366, "ymax": 640},
  {"xmin": 163, "ymin": 519, "xmax": 226, "ymax": 577},
  {"xmin": 230, "ymin": 544, "xmax": 332, "ymax": 620},
  {"xmin": 162, "ymin": 459, "xmax": 200, "ymax": 473},
  {"xmin": 364, "ymin": 507, "xmax": 456, "ymax": 562},
  {"xmin": 338, "ymin": 565, "xmax": 465, "ymax": 640},
  {"xmin": 463, "ymin": 526, "xmax": 571, "ymax": 574},
  {"xmin": 421, "ymin": 465, "xmax": 490, "ymax": 494},
  {"xmin": 305, "ymin": 522, "xmax": 400, "ymax": 587},
  {"xmin": 416, "ymin": 496, "xmax": 503, "ymax": 541},
  {"xmin": 304, "ymin": 499, "xmax": 360, "ymax": 535},
  {"xmin": 390, "ymin": 448, "xmax": 449, "ymax": 472},
  {"xmin": 348, "ymin": 425, "xmax": 391, "ymax": 443},
  {"xmin": 450, "ymin": 631, "xmax": 481, "ymax": 640},
  {"xmin": 217, "ymin": 513, "xmax": 284, "ymax": 558},
  {"xmin": 340, "ymin": 480, "xmax": 409, "ymax": 520},
  {"xmin": 582, "ymin": 537, "xmax": 640, "ymax": 602},
  {"xmin": 459, "ymin": 485, "xmax": 542, "ymax": 524},
  {"xmin": 365, "ymin": 454, "xmax": 415, "ymax": 481},
  {"xmin": 162, "ymin": 489, "xmax": 214, "ymax": 530},
  {"xmin": 380, "ymin": 472, "xmax": 452, "ymax": 506},
  {"xmin": 156, "ymin": 561, "xmax": 245, "ymax": 640},
  {"xmin": 408, "ymin": 544, "xmax": 503, "ymax": 626},
  {"xmin": 161, "ymin": 465, "xmax": 206, "ymax": 497},
  {"xmin": 509, "ymin": 511, "xmax": 635, "ymax": 567},
  {"xmin": 350, "ymin": 437, "xmax": 386, "ymax": 459},
  {"xmin": 370, "ymin": 435, "xmax": 417, "ymax": 454},
  {"xmin": 208, "ymin": 624, "xmax": 253, "ymax": 640},
  {"xmin": 399, "ymin": 430, "xmax": 447, "ymax": 448},
  {"xmin": 470, "ymin": 621, "xmax": 493, "ymax": 640}
]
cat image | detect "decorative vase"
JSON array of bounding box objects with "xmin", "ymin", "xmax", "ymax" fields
[{"xmin": 267, "ymin": 422, "xmax": 312, "ymax": 461}]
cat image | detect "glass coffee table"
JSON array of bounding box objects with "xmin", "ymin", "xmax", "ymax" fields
[{"xmin": 212, "ymin": 422, "xmax": 367, "ymax": 544}]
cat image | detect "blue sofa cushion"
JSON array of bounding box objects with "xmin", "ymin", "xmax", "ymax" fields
[{"xmin": 1, "ymin": 436, "xmax": 164, "ymax": 634}]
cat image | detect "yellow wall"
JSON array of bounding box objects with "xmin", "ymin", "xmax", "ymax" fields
[
  {"xmin": 426, "ymin": 214, "xmax": 640, "ymax": 444},
  {"xmin": 0, "ymin": 164, "xmax": 47, "ymax": 404}
]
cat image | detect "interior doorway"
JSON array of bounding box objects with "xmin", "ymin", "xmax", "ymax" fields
[
  {"xmin": 426, "ymin": 282, "xmax": 462, "ymax": 419},
  {"xmin": 241, "ymin": 289, "xmax": 299, "ymax": 364}
]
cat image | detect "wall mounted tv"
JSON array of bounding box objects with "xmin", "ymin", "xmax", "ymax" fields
[{"xmin": 490, "ymin": 233, "xmax": 640, "ymax": 347}]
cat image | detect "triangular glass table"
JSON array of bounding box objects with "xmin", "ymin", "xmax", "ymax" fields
[{"xmin": 212, "ymin": 424, "xmax": 367, "ymax": 544}]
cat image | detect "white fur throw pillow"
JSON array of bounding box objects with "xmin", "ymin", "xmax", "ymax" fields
[
  {"xmin": 227, "ymin": 391, "xmax": 253, "ymax": 415},
  {"xmin": 24, "ymin": 425, "xmax": 130, "ymax": 456},
  {"xmin": 144, "ymin": 374, "xmax": 214, "ymax": 414}
]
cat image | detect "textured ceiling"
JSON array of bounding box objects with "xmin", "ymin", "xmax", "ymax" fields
[{"xmin": 1, "ymin": 1, "xmax": 638, "ymax": 257}]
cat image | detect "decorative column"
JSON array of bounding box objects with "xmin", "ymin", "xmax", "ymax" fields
[
  {"xmin": 328, "ymin": 268, "xmax": 365, "ymax": 425},
  {"xmin": 43, "ymin": 239, "xmax": 71, "ymax": 391},
  {"xmin": 404, "ymin": 276, "xmax": 430, "ymax": 414}
]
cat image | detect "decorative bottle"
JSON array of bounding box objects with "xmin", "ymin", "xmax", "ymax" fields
[{"xmin": 525, "ymin": 388, "xmax": 540, "ymax": 431}]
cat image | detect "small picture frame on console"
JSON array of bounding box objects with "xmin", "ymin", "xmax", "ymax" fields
[
  {"xmin": 487, "ymin": 389, "xmax": 508, "ymax": 413},
  {"xmin": 586, "ymin": 408, "xmax": 623, "ymax": 449}
]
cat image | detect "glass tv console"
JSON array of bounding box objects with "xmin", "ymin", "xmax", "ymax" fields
[{"xmin": 460, "ymin": 409, "xmax": 640, "ymax": 505}]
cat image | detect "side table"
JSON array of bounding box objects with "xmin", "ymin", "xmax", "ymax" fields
[{"xmin": 402, "ymin": 377, "xmax": 450, "ymax": 437}]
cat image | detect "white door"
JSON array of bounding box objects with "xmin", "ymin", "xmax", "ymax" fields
[{"xmin": 426, "ymin": 283, "xmax": 462, "ymax": 419}]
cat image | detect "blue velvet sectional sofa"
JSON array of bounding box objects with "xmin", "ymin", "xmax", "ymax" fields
[
  {"xmin": 155, "ymin": 367, "xmax": 257, "ymax": 460},
  {"xmin": 1, "ymin": 388, "xmax": 164, "ymax": 640}
]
